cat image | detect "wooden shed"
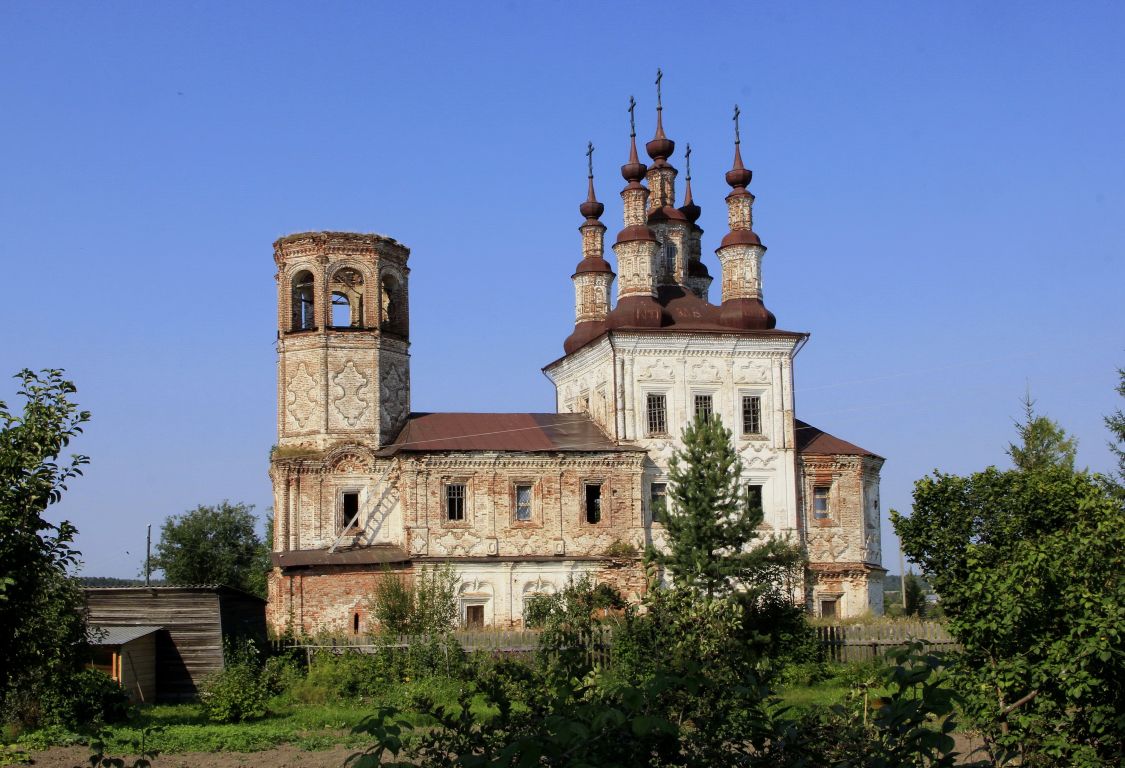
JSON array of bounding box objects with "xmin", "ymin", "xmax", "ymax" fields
[
  {"xmin": 84, "ymin": 585, "xmax": 266, "ymax": 701},
  {"xmin": 89, "ymin": 625, "xmax": 159, "ymax": 703}
]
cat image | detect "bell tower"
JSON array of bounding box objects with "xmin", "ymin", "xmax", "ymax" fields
[{"xmin": 273, "ymin": 231, "xmax": 411, "ymax": 449}]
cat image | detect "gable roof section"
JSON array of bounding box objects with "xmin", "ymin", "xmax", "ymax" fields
[
  {"xmin": 379, "ymin": 412, "xmax": 638, "ymax": 455},
  {"xmin": 795, "ymin": 419, "xmax": 882, "ymax": 459}
]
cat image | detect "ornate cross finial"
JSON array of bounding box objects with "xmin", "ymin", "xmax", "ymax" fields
[
  {"xmin": 586, "ymin": 141, "xmax": 594, "ymax": 178},
  {"xmin": 733, "ymin": 104, "xmax": 742, "ymax": 145},
  {"xmin": 685, "ymin": 143, "xmax": 692, "ymax": 181},
  {"xmin": 628, "ymin": 95, "xmax": 637, "ymax": 137},
  {"xmin": 655, "ymin": 68, "xmax": 663, "ymax": 109}
]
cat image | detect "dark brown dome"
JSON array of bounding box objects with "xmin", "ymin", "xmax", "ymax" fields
[
  {"xmin": 647, "ymin": 205, "xmax": 688, "ymax": 225},
  {"xmin": 719, "ymin": 297, "xmax": 776, "ymax": 330},
  {"xmin": 719, "ymin": 229, "xmax": 764, "ymax": 249},
  {"xmin": 579, "ymin": 199, "xmax": 605, "ymax": 220},
  {"xmin": 687, "ymin": 259, "xmax": 710, "ymax": 278},
  {"xmin": 615, "ymin": 224, "xmax": 657, "ymax": 245},
  {"xmin": 573, "ymin": 256, "xmax": 614, "ymax": 275}
]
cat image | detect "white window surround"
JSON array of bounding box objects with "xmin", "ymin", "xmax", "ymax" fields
[
  {"xmin": 737, "ymin": 388, "xmax": 769, "ymax": 440},
  {"xmin": 690, "ymin": 388, "xmax": 719, "ymax": 425},
  {"xmin": 642, "ymin": 389, "xmax": 671, "ymax": 437}
]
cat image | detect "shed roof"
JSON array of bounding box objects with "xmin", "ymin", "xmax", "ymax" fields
[
  {"xmin": 82, "ymin": 584, "xmax": 266, "ymax": 602},
  {"xmin": 795, "ymin": 419, "xmax": 882, "ymax": 459},
  {"xmin": 378, "ymin": 412, "xmax": 638, "ymax": 455},
  {"xmin": 88, "ymin": 625, "xmax": 161, "ymax": 646}
]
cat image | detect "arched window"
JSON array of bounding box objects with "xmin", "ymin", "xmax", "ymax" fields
[
  {"xmin": 381, "ymin": 274, "xmax": 399, "ymax": 332},
  {"xmin": 331, "ymin": 292, "xmax": 351, "ymax": 327},
  {"xmin": 291, "ymin": 271, "xmax": 315, "ymax": 331},
  {"xmin": 329, "ymin": 267, "xmax": 365, "ymax": 328}
]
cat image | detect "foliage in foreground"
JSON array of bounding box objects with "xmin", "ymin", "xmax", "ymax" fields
[
  {"xmin": 895, "ymin": 466, "xmax": 1124, "ymax": 766},
  {"xmin": 0, "ymin": 369, "xmax": 103, "ymax": 729},
  {"xmin": 369, "ymin": 563, "xmax": 459, "ymax": 635}
]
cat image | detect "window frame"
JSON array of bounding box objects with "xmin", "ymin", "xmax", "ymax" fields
[
  {"xmin": 740, "ymin": 392, "xmax": 765, "ymax": 438},
  {"xmin": 649, "ymin": 480, "xmax": 668, "ymax": 525},
  {"xmin": 813, "ymin": 484, "xmax": 832, "ymax": 522},
  {"xmin": 338, "ymin": 487, "xmax": 362, "ymax": 533},
  {"xmin": 692, "ymin": 391, "xmax": 715, "ymax": 423},
  {"xmin": 644, "ymin": 391, "xmax": 669, "ymax": 437},
  {"xmin": 445, "ymin": 481, "xmax": 468, "ymax": 524},
  {"xmin": 583, "ymin": 481, "xmax": 604, "ymax": 525},
  {"xmin": 512, "ymin": 482, "xmax": 535, "ymax": 524}
]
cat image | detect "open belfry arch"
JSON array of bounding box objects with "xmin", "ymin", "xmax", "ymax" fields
[{"xmin": 268, "ymin": 76, "xmax": 884, "ymax": 634}]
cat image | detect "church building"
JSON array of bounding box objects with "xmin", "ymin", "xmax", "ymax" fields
[{"xmin": 267, "ymin": 95, "xmax": 885, "ymax": 634}]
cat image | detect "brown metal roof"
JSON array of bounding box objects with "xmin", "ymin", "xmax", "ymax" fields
[
  {"xmin": 378, "ymin": 412, "xmax": 635, "ymax": 455},
  {"xmin": 795, "ymin": 419, "xmax": 882, "ymax": 459},
  {"xmin": 272, "ymin": 545, "xmax": 410, "ymax": 568}
]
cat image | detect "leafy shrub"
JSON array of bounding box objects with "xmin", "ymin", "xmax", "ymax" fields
[
  {"xmin": 39, "ymin": 669, "xmax": 130, "ymax": 729},
  {"xmin": 369, "ymin": 563, "xmax": 459, "ymax": 635},
  {"xmin": 260, "ymin": 655, "xmax": 303, "ymax": 697},
  {"xmin": 198, "ymin": 663, "xmax": 267, "ymax": 723}
]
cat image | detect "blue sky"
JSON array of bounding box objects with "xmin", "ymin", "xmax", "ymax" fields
[{"xmin": 2, "ymin": 1, "xmax": 1122, "ymax": 578}]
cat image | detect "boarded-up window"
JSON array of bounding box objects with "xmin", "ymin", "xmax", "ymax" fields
[
  {"xmin": 820, "ymin": 599, "xmax": 837, "ymax": 619},
  {"xmin": 465, "ymin": 604, "xmax": 484, "ymax": 628}
]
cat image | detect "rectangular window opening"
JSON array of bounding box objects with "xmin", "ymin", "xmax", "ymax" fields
[
  {"xmin": 820, "ymin": 599, "xmax": 837, "ymax": 619},
  {"xmin": 813, "ymin": 486, "xmax": 831, "ymax": 520},
  {"xmin": 515, "ymin": 484, "xmax": 532, "ymax": 521},
  {"xmin": 650, "ymin": 482, "xmax": 667, "ymax": 524},
  {"xmin": 446, "ymin": 483, "xmax": 466, "ymax": 522},
  {"xmin": 746, "ymin": 484, "xmax": 763, "ymax": 516},
  {"xmin": 585, "ymin": 483, "xmax": 602, "ymax": 524},
  {"xmin": 693, "ymin": 394, "xmax": 713, "ymax": 422},
  {"xmin": 646, "ymin": 393, "xmax": 667, "ymax": 436},
  {"xmin": 742, "ymin": 395, "xmax": 762, "ymax": 436},
  {"xmin": 341, "ymin": 491, "xmax": 360, "ymax": 531},
  {"xmin": 465, "ymin": 604, "xmax": 484, "ymax": 628}
]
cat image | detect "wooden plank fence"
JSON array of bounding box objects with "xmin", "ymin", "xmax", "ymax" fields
[
  {"xmin": 816, "ymin": 621, "xmax": 959, "ymax": 663},
  {"xmin": 271, "ymin": 627, "xmax": 613, "ymax": 668},
  {"xmin": 271, "ymin": 622, "xmax": 956, "ymax": 667}
]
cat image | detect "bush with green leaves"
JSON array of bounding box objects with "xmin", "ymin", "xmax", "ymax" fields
[
  {"xmin": 369, "ymin": 563, "xmax": 459, "ymax": 636},
  {"xmin": 38, "ymin": 669, "xmax": 130, "ymax": 729},
  {"xmin": 198, "ymin": 661, "xmax": 268, "ymax": 723},
  {"xmin": 0, "ymin": 370, "xmax": 91, "ymax": 728}
]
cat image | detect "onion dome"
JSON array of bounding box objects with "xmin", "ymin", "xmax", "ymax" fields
[
  {"xmin": 725, "ymin": 140, "xmax": 753, "ymax": 190},
  {"xmin": 579, "ymin": 175, "xmax": 605, "ymax": 222},
  {"xmin": 645, "ymin": 105, "xmax": 675, "ymax": 165},
  {"xmin": 621, "ymin": 132, "xmax": 648, "ymax": 184}
]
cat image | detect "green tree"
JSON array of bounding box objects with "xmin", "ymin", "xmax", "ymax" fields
[
  {"xmin": 1006, "ymin": 392, "xmax": 1077, "ymax": 473},
  {"xmin": 1105, "ymin": 367, "xmax": 1125, "ymax": 480},
  {"xmin": 893, "ymin": 468, "xmax": 1123, "ymax": 766},
  {"xmin": 150, "ymin": 501, "xmax": 266, "ymax": 596},
  {"xmin": 0, "ymin": 369, "xmax": 90, "ymax": 721},
  {"xmin": 653, "ymin": 415, "xmax": 802, "ymax": 600},
  {"xmin": 369, "ymin": 563, "xmax": 459, "ymax": 635},
  {"xmin": 902, "ymin": 572, "xmax": 926, "ymax": 617}
]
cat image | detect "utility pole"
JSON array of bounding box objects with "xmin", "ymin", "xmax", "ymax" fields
[
  {"xmin": 898, "ymin": 539, "xmax": 907, "ymax": 610},
  {"xmin": 145, "ymin": 521, "xmax": 151, "ymax": 589}
]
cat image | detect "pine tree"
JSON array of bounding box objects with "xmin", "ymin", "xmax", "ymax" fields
[
  {"xmin": 653, "ymin": 414, "xmax": 802, "ymax": 600},
  {"xmin": 1006, "ymin": 391, "xmax": 1077, "ymax": 473}
]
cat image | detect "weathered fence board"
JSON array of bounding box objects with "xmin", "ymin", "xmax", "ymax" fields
[{"xmin": 816, "ymin": 621, "xmax": 959, "ymax": 662}]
